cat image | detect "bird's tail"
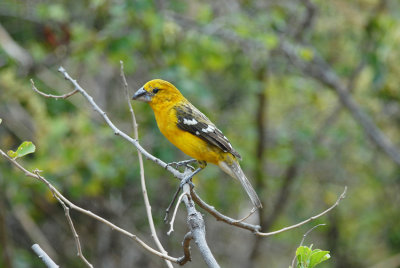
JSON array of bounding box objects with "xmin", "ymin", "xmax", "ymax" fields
[{"xmin": 219, "ymin": 160, "xmax": 262, "ymax": 209}]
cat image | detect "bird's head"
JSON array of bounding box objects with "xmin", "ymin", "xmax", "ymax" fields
[{"xmin": 132, "ymin": 79, "xmax": 183, "ymax": 108}]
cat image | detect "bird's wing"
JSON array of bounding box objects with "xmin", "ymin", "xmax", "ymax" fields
[{"xmin": 174, "ymin": 102, "xmax": 242, "ymax": 159}]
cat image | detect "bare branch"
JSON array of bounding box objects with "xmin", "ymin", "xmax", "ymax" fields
[
  {"xmin": 31, "ymin": 79, "xmax": 78, "ymax": 99},
  {"xmin": 31, "ymin": 244, "xmax": 59, "ymax": 268},
  {"xmin": 0, "ymin": 149, "xmax": 180, "ymax": 263},
  {"xmin": 256, "ymin": 187, "xmax": 346, "ymax": 237},
  {"xmin": 120, "ymin": 61, "xmax": 173, "ymax": 268}
]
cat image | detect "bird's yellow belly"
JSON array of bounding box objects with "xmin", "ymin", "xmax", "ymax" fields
[{"xmin": 155, "ymin": 113, "xmax": 222, "ymax": 164}]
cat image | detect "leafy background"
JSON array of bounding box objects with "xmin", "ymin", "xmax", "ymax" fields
[{"xmin": 0, "ymin": 0, "xmax": 400, "ymax": 267}]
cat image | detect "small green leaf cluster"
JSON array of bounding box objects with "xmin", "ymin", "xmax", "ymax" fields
[{"xmin": 291, "ymin": 245, "xmax": 330, "ymax": 268}]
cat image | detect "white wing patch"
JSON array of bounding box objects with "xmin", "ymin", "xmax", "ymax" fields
[
  {"xmin": 201, "ymin": 125, "xmax": 215, "ymax": 133},
  {"xmin": 183, "ymin": 118, "xmax": 198, "ymax": 125},
  {"xmin": 223, "ymin": 135, "xmax": 233, "ymax": 148}
]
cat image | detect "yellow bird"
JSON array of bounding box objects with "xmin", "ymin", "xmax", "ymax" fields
[{"xmin": 132, "ymin": 79, "xmax": 262, "ymax": 209}]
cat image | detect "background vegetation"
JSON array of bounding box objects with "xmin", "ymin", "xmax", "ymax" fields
[{"xmin": 1, "ymin": 0, "xmax": 399, "ymax": 267}]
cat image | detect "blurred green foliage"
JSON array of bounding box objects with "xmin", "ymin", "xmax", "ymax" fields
[{"xmin": 1, "ymin": 0, "xmax": 400, "ymax": 267}]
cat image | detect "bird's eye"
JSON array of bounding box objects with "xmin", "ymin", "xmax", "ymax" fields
[{"xmin": 152, "ymin": 88, "xmax": 160, "ymax": 94}]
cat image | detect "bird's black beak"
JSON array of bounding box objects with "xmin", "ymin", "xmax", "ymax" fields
[{"xmin": 132, "ymin": 87, "xmax": 152, "ymax": 102}]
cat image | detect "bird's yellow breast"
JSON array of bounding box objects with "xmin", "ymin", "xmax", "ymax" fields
[{"xmin": 151, "ymin": 104, "xmax": 223, "ymax": 165}]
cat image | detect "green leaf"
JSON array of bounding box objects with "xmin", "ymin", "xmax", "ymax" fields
[
  {"xmin": 7, "ymin": 141, "xmax": 36, "ymax": 159},
  {"xmin": 296, "ymin": 246, "xmax": 312, "ymax": 267},
  {"xmin": 309, "ymin": 250, "xmax": 330, "ymax": 268}
]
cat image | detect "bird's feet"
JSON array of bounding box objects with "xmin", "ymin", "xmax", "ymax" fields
[
  {"xmin": 166, "ymin": 159, "xmax": 197, "ymax": 171},
  {"xmin": 179, "ymin": 167, "xmax": 203, "ymax": 188},
  {"xmin": 164, "ymin": 167, "xmax": 203, "ymax": 223},
  {"xmin": 179, "ymin": 175, "xmax": 195, "ymax": 189}
]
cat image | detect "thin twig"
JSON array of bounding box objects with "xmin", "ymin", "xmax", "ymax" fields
[
  {"xmin": 167, "ymin": 191, "xmax": 186, "ymax": 236},
  {"xmin": 31, "ymin": 79, "xmax": 78, "ymax": 99},
  {"xmin": 178, "ymin": 232, "xmax": 193, "ymax": 265},
  {"xmin": 291, "ymin": 223, "xmax": 326, "ymax": 268},
  {"xmin": 31, "ymin": 244, "xmax": 59, "ymax": 268},
  {"xmin": 299, "ymin": 223, "xmax": 326, "ymax": 246},
  {"xmin": 120, "ymin": 61, "xmax": 173, "ymax": 268},
  {"xmin": 35, "ymin": 170, "xmax": 93, "ymax": 268},
  {"xmin": 61, "ymin": 204, "xmax": 93, "ymax": 267},
  {"xmin": 191, "ymin": 190, "xmax": 261, "ymax": 232},
  {"xmin": 0, "ymin": 149, "xmax": 180, "ymax": 263},
  {"xmin": 232, "ymin": 207, "xmax": 256, "ymax": 223},
  {"xmin": 256, "ymin": 187, "xmax": 346, "ymax": 236}
]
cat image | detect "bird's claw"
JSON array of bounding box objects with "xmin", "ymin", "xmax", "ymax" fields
[{"xmin": 166, "ymin": 159, "xmax": 197, "ymax": 171}]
